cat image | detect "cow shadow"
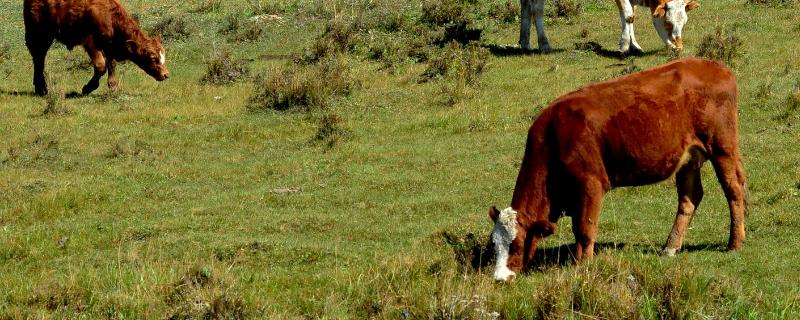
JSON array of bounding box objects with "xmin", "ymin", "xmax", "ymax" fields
[
  {"xmin": 447, "ymin": 233, "xmax": 728, "ymax": 274},
  {"xmin": 0, "ymin": 88, "xmax": 87, "ymax": 99},
  {"xmin": 482, "ymin": 44, "xmax": 567, "ymax": 57},
  {"xmin": 574, "ymin": 41, "xmax": 662, "ymax": 59}
]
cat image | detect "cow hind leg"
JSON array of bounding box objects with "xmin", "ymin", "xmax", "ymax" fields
[
  {"xmin": 519, "ymin": 0, "xmax": 532, "ymax": 50},
  {"xmin": 532, "ymin": 0, "xmax": 550, "ymax": 52},
  {"xmin": 25, "ymin": 33, "xmax": 53, "ymax": 96},
  {"xmin": 662, "ymin": 160, "xmax": 704, "ymax": 256},
  {"xmin": 572, "ymin": 178, "xmax": 605, "ymax": 261},
  {"xmin": 711, "ymin": 153, "xmax": 747, "ymax": 251}
]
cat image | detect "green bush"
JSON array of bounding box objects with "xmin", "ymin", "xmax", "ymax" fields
[
  {"xmin": 696, "ymin": 27, "xmax": 743, "ymax": 66},
  {"xmin": 247, "ymin": 58, "xmax": 354, "ymax": 112},
  {"xmin": 200, "ymin": 51, "xmax": 250, "ymax": 85}
]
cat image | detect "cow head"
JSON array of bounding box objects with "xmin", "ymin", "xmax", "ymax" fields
[
  {"xmin": 489, "ymin": 206, "xmax": 555, "ymax": 282},
  {"xmin": 126, "ymin": 37, "xmax": 169, "ymax": 81},
  {"xmin": 652, "ymin": 0, "xmax": 701, "ymax": 50}
]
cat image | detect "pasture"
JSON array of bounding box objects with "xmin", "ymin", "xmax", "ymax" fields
[{"xmin": 1, "ymin": 0, "xmax": 799, "ymax": 318}]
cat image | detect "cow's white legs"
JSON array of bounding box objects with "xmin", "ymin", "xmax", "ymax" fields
[
  {"xmin": 617, "ymin": 1, "xmax": 642, "ymax": 54},
  {"xmin": 519, "ymin": 0, "xmax": 550, "ymax": 52}
]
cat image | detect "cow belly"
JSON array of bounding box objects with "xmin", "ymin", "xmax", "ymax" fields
[{"xmin": 607, "ymin": 144, "xmax": 704, "ymax": 187}]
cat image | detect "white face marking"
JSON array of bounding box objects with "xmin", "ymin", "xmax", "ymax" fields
[
  {"xmin": 492, "ymin": 207, "xmax": 518, "ymax": 282},
  {"xmin": 159, "ymin": 51, "xmax": 166, "ymax": 65},
  {"xmin": 665, "ymin": 1, "xmax": 688, "ymax": 39}
]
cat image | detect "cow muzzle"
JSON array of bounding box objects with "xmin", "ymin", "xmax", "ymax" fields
[
  {"xmin": 672, "ymin": 37, "xmax": 684, "ymax": 49},
  {"xmin": 493, "ymin": 267, "xmax": 516, "ymax": 282}
]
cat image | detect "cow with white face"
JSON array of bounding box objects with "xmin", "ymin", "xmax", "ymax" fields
[
  {"xmin": 518, "ymin": 0, "xmax": 700, "ymax": 54},
  {"xmin": 487, "ymin": 58, "xmax": 746, "ymax": 283}
]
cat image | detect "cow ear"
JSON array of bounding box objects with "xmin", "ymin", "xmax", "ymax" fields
[
  {"xmin": 488, "ymin": 206, "xmax": 500, "ymax": 222},
  {"xmin": 126, "ymin": 40, "xmax": 138, "ymax": 53},
  {"xmin": 530, "ymin": 220, "xmax": 555, "ymax": 237},
  {"xmin": 652, "ymin": 3, "xmax": 666, "ymax": 18},
  {"xmin": 685, "ymin": 0, "xmax": 700, "ymax": 11}
]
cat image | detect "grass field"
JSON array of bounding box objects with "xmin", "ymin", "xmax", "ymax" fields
[{"xmin": 1, "ymin": 0, "xmax": 799, "ymax": 318}]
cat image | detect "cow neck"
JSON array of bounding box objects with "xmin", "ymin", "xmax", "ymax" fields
[
  {"xmin": 112, "ymin": 7, "xmax": 148, "ymax": 49},
  {"xmin": 509, "ymin": 116, "xmax": 553, "ymax": 228}
]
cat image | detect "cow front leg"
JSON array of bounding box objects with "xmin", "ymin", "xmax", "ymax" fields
[
  {"xmin": 25, "ymin": 33, "xmax": 53, "ymax": 96},
  {"xmin": 107, "ymin": 58, "xmax": 118, "ymax": 91},
  {"xmin": 616, "ymin": 0, "xmax": 642, "ymax": 54},
  {"xmin": 82, "ymin": 45, "xmax": 107, "ymax": 95},
  {"xmin": 572, "ymin": 179, "xmax": 605, "ymax": 261},
  {"xmin": 662, "ymin": 159, "xmax": 704, "ymax": 256}
]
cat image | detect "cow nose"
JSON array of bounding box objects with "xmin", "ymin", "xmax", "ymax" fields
[{"xmin": 673, "ymin": 37, "xmax": 684, "ymax": 49}]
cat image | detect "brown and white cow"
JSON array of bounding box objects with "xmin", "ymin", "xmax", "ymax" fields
[
  {"xmin": 489, "ymin": 58, "xmax": 746, "ymax": 282},
  {"xmin": 24, "ymin": 0, "xmax": 169, "ymax": 96},
  {"xmin": 519, "ymin": 0, "xmax": 700, "ymax": 54}
]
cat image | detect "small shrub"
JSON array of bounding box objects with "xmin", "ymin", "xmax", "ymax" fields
[
  {"xmin": 696, "ymin": 27, "xmax": 743, "ymax": 66},
  {"xmin": 779, "ymin": 85, "xmax": 800, "ymax": 120},
  {"xmin": 29, "ymin": 280, "xmax": 91, "ymax": 312},
  {"xmin": 40, "ymin": 79, "xmax": 70, "ymax": 117},
  {"xmin": 0, "ymin": 43, "xmax": 11, "ymax": 64},
  {"xmin": 150, "ymin": 15, "xmax": 192, "ymax": 41},
  {"xmin": 189, "ymin": 0, "xmax": 221, "ymax": 13},
  {"xmin": 488, "ymin": 0, "xmax": 518, "ymax": 23},
  {"xmin": 298, "ymin": 17, "xmax": 356, "ymax": 64},
  {"xmin": 421, "ymin": 0, "xmax": 483, "ymax": 44},
  {"xmin": 231, "ymin": 21, "xmax": 264, "ymax": 42},
  {"xmin": 247, "ymin": 58, "xmax": 354, "ymax": 112},
  {"xmin": 200, "ymin": 51, "xmax": 250, "ymax": 85},
  {"xmin": 219, "ymin": 13, "xmax": 243, "ymax": 35},
  {"xmin": 165, "ymin": 265, "xmax": 249, "ymax": 320},
  {"xmin": 746, "ymin": 0, "xmax": 796, "ymax": 7},
  {"xmin": 552, "ymin": 0, "xmax": 583, "ymax": 19},
  {"xmin": 420, "ymin": 42, "xmax": 489, "ymax": 85},
  {"xmin": 311, "ymin": 113, "xmax": 352, "ymax": 148},
  {"xmin": 755, "ymin": 81, "xmax": 774, "ymax": 102}
]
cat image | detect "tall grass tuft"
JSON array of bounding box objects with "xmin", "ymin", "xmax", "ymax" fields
[
  {"xmin": 247, "ymin": 58, "xmax": 354, "ymax": 112},
  {"xmin": 40, "ymin": 77, "xmax": 70, "ymax": 117},
  {"xmin": 200, "ymin": 50, "xmax": 250, "ymax": 85},
  {"xmin": 746, "ymin": 0, "xmax": 796, "ymax": 7},
  {"xmin": 310, "ymin": 113, "xmax": 352, "ymax": 149},
  {"xmin": 164, "ymin": 265, "xmax": 248, "ymax": 319},
  {"xmin": 696, "ymin": 27, "xmax": 743, "ymax": 66},
  {"xmin": 552, "ymin": 0, "xmax": 583, "ymax": 19}
]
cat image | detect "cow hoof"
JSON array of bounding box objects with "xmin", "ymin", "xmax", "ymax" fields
[
  {"xmin": 82, "ymin": 85, "xmax": 97, "ymax": 96},
  {"xmin": 660, "ymin": 247, "xmax": 678, "ymax": 257},
  {"xmin": 539, "ymin": 45, "xmax": 552, "ymax": 54}
]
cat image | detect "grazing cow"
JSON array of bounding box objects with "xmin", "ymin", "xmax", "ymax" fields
[
  {"xmin": 519, "ymin": 0, "xmax": 700, "ymax": 53},
  {"xmin": 489, "ymin": 58, "xmax": 746, "ymax": 282},
  {"xmin": 23, "ymin": 0, "xmax": 169, "ymax": 96}
]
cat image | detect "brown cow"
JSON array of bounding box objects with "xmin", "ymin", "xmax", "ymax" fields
[
  {"xmin": 24, "ymin": 0, "xmax": 169, "ymax": 96},
  {"xmin": 489, "ymin": 58, "xmax": 746, "ymax": 282}
]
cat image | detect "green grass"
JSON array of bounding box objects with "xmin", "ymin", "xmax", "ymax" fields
[{"xmin": 1, "ymin": 0, "xmax": 800, "ymax": 318}]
